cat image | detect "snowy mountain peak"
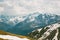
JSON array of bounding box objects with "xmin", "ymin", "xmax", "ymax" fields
[{"xmin": 46, "ymin": 23, "xmax": 60, "ymax": 30}]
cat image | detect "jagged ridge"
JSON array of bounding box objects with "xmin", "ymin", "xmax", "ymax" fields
[{"xmin": 28, "ymin": 23, "xmax": 60, "ymax": 40}]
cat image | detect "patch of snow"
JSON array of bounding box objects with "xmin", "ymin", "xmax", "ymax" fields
[
  {"xmin": 30, "ymin": 24, "xmax": 38, "ymax": 28},
  {"xmin": 0, "ymin": 35, "xmax": 29, "ymax": 40},
  {"xmin": 47, "ymin": 23, "xmax": 60, "ymax": 30},
  {"xmin": 53, "ymin": 29, "xmax": 58, "ymax": 40},
  {"xmin": 9, "ymin": 18, "xmax": 15, "ymax": 22},
  {"xmin": 9, "ymin": 17, "xmax": 25, "ymax": 22},
  {"xmin": 32, "ymin": 30, "xmax": 36, "ymax": 32},
  {"xmin": 0, "ymin": 19, "xmax": 3, "ymax": 22},
  {"xmin": 49, "ymin": 23, "xmax": 60, "ymax": 30},
  {"xmin": 37, "ymin": 28, "xmax": 42, "ymax": 32},
  {"xmin": 15, "ymin": 17, "xmax": 25, "ymax": 22},
  {"xmin": 29, "ymin": 17, "xmax": 35, "ymax": 22},
  {"xmin": 7, "ymin": 16, "xmax": 26, "ymax": 25}
]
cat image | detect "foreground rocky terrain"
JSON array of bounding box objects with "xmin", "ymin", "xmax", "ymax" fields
[{"xmin": 29, "ymin": 23, "xmax": 60, "ymax": 40}]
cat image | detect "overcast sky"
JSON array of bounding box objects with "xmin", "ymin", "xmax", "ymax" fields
[{"xmin": 0, "ymin": 0, "xmax": 60, "ymax": 16}]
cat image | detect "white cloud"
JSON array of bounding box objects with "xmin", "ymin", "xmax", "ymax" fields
[
  {"xmin": 0, "ymin": 6, "xmax": 4, "ymax": 13},
  {"xmin": 0, "ymin": 0, "xmax": 60, "ymax": 15}
]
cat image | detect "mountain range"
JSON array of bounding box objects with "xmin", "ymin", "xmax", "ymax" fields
[{"xmin": 0, "ymin": 12, "xmax": 60, "ymax": 35}]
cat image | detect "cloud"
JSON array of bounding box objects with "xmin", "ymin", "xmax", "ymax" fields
[
  {"xmin": 0, "ymin": 0, "xmax": 60, "ymax": 15},
  {"xmin": 0, "ymin": 7, "xmax": 4, "ymax": 13}
]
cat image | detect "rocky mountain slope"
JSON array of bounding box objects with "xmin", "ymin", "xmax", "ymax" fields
[{"xmin": 28, "ymin": 23, "xmax": 60, "ymax": 40}]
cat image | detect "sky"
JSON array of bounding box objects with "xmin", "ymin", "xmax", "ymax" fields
[{"xmin": 0, "ymin": 0, "xmax": 60, "ymax": 16}]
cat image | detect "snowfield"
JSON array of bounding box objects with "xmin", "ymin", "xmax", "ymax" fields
[
  {"xmin": 38, "ymin": 23, "xmax": 60, "ymax": 40},
  {"xmin": 0, "ymin": 35, "xmax": 29, "ymax": 40}
]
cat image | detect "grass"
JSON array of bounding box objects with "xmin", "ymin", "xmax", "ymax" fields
[
  {"xmin": 0, "ymin": 30, "xmax": 32, "ymax": 40},
  {"xmin": 0, "ymin": 38, "xmax": 8, "ymax": 40},
  {"xmin": 0, "ymin": 30, "xmax": 27, "ymax": 38}
]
